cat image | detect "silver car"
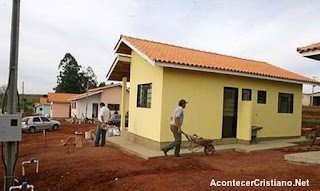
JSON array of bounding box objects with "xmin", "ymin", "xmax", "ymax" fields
[{"xmin": 22, "ymin": 116, "xmax": 60, "ymax": 133}]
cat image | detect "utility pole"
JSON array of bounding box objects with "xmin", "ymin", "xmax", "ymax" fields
[
  {"xmin": 21, "ymin": 81, "xmax": 24, "ymax": 114},
  {"xmin": 84, "ymin": 80, "xmax": 89, "ymax": 121},
  {"xmin": 4, "ymin": 0, "xmax": 21, "ymax": 190}
]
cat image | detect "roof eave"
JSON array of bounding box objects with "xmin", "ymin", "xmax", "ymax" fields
[
  {"xmin": 115, "ymin": 36, "xmax": 155, "ymax": 65},
  {"xmin": 298, "ymin": 49, "xmax": 320, "ymax": 61},
  {"xmin": 155, "ymin": 61, "xmax": 320, "ymax": 86},
  {"xmin": 106, "ymin": 55, "xmax": 131, "ymax": 82},
  {"xmin": 70, "ymin": 91, "xmax": 103, "ymax": 101},
  {"xmin": 51, "ymin": 101, "xmax": 71, "ymax": 104}
]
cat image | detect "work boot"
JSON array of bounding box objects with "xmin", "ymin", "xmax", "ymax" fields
[{"xmin": 162, "ymin": 148, "xmax": 168, "ymax": 156}]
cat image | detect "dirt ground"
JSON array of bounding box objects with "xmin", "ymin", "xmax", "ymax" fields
[{"xmin": 0, "ymin": 123, "xmax": 320, "ymax": 191}]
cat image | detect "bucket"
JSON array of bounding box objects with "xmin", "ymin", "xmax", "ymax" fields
[{"xmin": 85, "ymin": 131, "xmax": 92, "ymax": 140}]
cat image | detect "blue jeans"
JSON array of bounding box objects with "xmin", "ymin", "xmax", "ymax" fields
[
  {"xmin": 162, "ymin": 125, "xmax": 181, "ymax": 156},
  {"xmin": 94, "ymin": 122, "xmax": 106, "ymax": 146}
]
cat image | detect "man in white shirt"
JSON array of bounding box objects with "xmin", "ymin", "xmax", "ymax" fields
[
  {"xmin": 162, "ymin": 99, "xmax": 187, "ymax": 157},
  {"xmin": 94, "ymin": 102, "xmax": 110, "ymax": 147}
]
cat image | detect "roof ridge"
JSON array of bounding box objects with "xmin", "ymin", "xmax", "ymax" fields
[
  {"xmin": 87, "ymin": 83, "xmax": 122, "ymax": 92},
  {"xmin": 122, "ymin": 35, "xmax": 268, "ymax": 64}
]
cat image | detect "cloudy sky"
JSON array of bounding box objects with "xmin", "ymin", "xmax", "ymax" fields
[{"xmin": 0, "ymin": 0, "xmax": 320, "ymax": 94}]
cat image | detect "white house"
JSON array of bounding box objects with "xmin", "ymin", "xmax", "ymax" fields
[
  {"xmin": 303, "ymin": 92, "xmax": 320, "ymax": 106},
  {"xmin": 70, "ymin": 84, "xmax": 129, "ymax": 120}
]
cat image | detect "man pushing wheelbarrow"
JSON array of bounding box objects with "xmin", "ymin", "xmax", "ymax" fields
[
  {"xmin": 162, "ymin": 99, "xmax": 187, "ymax": 157},
  {"xmin": 162, "ymin": 99, "xmax": 215, "ymax": 157}
]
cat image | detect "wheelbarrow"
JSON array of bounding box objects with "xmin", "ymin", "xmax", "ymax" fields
[
  {"xmin": 182, "ymin": 132, "xmax": 215, "ymax": 155},
  {"xmin": 303, "ymin": 126, "xmax": 320, "ymax": 147}
]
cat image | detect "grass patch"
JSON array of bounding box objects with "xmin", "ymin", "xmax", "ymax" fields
[
  {"xmin": 0, "ymin": 94, "xmax": 45, "ymax": 113},
  {"xmin": 302, "ymin": 119, "xmax": 320, "ymax": 127}
]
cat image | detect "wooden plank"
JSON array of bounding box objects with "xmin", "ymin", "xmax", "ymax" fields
[
  {"xmin": 63, "ymin": 136, "xmax": 75, "ymax": 146},
  {"xmin": 75, "ymin": 135, "xmax": 83, "ymax": 148}
]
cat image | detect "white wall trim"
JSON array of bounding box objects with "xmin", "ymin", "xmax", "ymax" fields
[
  {"xmin": 118, "ymin": 53, "xmax": 132, "ymax": 58},
  {"xmin": 155, "ymin": 61, "xmax": 318, "ymax": 86},
  {"xmin": 301, "ymin": 49, "xmax": 320, "ymax": 57},
  {"xmin": 70, "ymin": 91, "xmax": 103, "ymax": 101},
  {"xmin": 106, "ymin": 56, "xmax": 119, "ymax": 80}
]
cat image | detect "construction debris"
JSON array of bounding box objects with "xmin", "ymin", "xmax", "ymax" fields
[
  {"xmin": 62, "ymin": 136, "xmax": 75, "ymax": 146},
  {"xmin": 62, "ymin": 133, "xmax": 83, "ymax": 149},
  {"xmin": 22, "ymin": 158, "xmax": 39, "ymax": 176},
  {"xmin": 75, "ymin": 135, "xmax": 83, "ymax": 148}
]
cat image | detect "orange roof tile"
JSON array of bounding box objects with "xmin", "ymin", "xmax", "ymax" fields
[
  {"xmin": 48, "ymin": 93, "xmax": 79, "ymax": 103},
  {"xmin": 120, "ymin": 35, "xmax": 318, "ymax": 84},
  {"xmin": 39, "ymin": 97, "xmax": 48, "ymax": 104},
  {"xmin": 297, "ymin": 42, "xmax": 320, "ymax": 53}
]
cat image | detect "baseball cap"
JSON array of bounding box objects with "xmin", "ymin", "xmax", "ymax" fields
[{"xmin": 179, "ymin": 99, "xmax": 188, "ymax": 106}]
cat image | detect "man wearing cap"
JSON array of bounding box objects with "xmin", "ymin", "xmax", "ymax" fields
[{"xmin": 162, "ymin": 99, "xmax": 187, "ymax": 157}]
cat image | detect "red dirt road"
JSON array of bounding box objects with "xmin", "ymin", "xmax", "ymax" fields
[{"xmin": 0, "ymin": 123, "xmax": 319, "ymax": 191}]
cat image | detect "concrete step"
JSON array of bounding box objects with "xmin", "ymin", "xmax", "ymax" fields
[{"xmin": 284, "ymin": 151, "xmax": 320, "ymax": 164}]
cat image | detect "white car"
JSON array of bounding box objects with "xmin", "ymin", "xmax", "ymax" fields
[{"xmin": 22, "ymin": 116, "xmax": 60, "ymax": 133}]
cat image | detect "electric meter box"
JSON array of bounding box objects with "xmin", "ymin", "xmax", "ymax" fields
[{"xmin": 0, "ymin": 114, "xmax": 22, "ymax": 142}]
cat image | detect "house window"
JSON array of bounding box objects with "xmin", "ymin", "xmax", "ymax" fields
[
  {"xmin": 257, "ymin": 91, "xmax": 267, "ymax": 104},
  {"xmin": 278, "ymin": 93, "xmax": 294, "ymax": 113},
  {"xmin": 312, "ymin": 97, "xmax": 320, "ymax": 106},
  {"xmin": 40, "ymin": 108, "xmax": 43, "ymax": 111},
  {"xmin": 242, "ymin": 89, "xmax": 252, "ymax": 101},
  {"xmin": 108, "ymin": 104, "xmax": 120, "ymax": 111},
  {"xmin": 137, "ymin": 83, "xmax": 152, "ymax": 108},
  {"xmin": 71, "ymin": 102, "xmax": 76, "ymax": 109}
]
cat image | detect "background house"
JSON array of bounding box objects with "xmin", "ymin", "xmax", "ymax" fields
[
  {"xmin": 47, "ymin": 92, "xmax": 79, "ymax": 119},
  {"xmin": 298, "ymin": 43, "xmax": 320, "ymax": 107},
  {"xmin": 107, "ymin": 35, "xmax": 320, "ymax": 149},
  {"xmin": 70, "ymin": 83, "xmax": 129, "ymax": 120},
  {"xmin": 34, "ymin": 97, "xmax": 50, "ymax": 116},
  {"xmin": 302, "ymin": 92, "xmax": 320, "ymax": 106}
]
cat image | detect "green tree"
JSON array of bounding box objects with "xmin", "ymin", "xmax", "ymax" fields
[
  {"xmin": 98, "ymin": 82, "xmax": 106, "ymax": 87},
  {"xmin": 54, "ymin": 53, "xmax": 97, "ymax": 93},
  {"xmin": 83, "ymin": 66, "xmax": 98, "ymax": 89}
]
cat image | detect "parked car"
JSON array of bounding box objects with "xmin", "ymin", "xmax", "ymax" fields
[
  {"xmin": 108, "ymin": 114, "xmax": 128, "ymax": 127},
  {"xmin": 22, "ymin": 116, "xmax": 60, "ymax": 133}
]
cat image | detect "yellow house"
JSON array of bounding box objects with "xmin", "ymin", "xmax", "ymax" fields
[{"xmin": 107, "ymin": 35, "xmax": 320, "ymax": 149}]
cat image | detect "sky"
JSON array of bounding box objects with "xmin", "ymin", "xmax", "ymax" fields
[{"xmin": 0, "ymin": 0, "xmax": 320, "ymax": 94}]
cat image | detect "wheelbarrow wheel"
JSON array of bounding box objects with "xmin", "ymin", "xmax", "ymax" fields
[{"xmin": 204, "ymin": 145, "xmax": 215, "ymax": 155}]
